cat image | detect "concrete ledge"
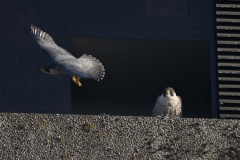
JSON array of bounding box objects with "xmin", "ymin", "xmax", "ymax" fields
[{"xmin": 0, "ymin": 113, "xmax": 239, "ymax": 159}]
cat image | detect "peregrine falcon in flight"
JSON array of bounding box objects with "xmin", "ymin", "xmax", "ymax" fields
[
  {"xmin": 152, "ymin": 87, "xmax": 182, "ymax": 118},
  {"xmin": 31, "ymin": 25, "xmax": 105, "ymax": 86}
]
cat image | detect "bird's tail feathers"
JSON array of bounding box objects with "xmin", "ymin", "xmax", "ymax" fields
[
  {"xmin": 31, "ymin": 24, "xmax": 55, "ymax": 44},
  {"xmin": 79, "ymin": 54, "xmax": 105, "ymax": 81}
]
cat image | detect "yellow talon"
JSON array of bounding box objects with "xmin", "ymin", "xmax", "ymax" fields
[
  {"xmin": 77, "ymin": 80, "xmax": 82, "ymax": 86},
  {"xmin": 77, "ymin": 78, "xmax": 82, "ymax": 86},
  {"xmin": 72, "ymin": 76, "xmax": 77, "ymax": 83},
  {"xmin": 72, "ymin": 76, "xmax": 81, "ymax": 87}
]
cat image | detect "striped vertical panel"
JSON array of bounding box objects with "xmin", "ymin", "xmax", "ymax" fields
[{"xmin": 216, "ymin": 1, "xmax": 240, "ymax": 119}]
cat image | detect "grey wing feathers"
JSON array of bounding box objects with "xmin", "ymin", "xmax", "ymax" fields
[
  {"xmin": 77, "ymin": 54, "xmax": 105, "ymax": 81},
  {"xmin": 176, "ymin": 96, "xmax": 182, "ymax": 117},
  {"xmin": 152, "ymin": 97, "xmax": 163, "ymax": 117},
  {"xmin": 31, "ymin": 25, "xmax": 73, "ymax": 59},
  {"xmin": 59, "ymin": 54, "xmax": 105, "ymax": 81},
  {"xmin": 177, "ymin": 96, "xmax": 182, "ymax": 107},
  {"xmin": 31, "ymin": 24, "xmax": 55, "ymax": 45}
]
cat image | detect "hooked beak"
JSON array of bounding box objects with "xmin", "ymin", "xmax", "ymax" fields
[{"xmin": 166, "ymin": 90, "xmax": 170, "ymax": 94}]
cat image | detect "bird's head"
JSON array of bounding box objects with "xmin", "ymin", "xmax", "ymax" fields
[
  {"xmin": 163, "ymin": 87, "xmax": 176, "ymax": 98},
  {"xmin": 40, "ymin": 67, "xmax": 50, "ymax": 74}
]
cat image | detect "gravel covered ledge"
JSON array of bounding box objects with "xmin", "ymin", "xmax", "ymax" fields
[{"xmin": 0, "ymin": 113, "xmax": 240, "ymax": 160}]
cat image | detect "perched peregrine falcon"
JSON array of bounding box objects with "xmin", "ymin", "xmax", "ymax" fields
[
  {"xmin": 31, "ymin": 25, "xmax": 105, "ymax": 86},
  {"xmin": 152, "ymin": 87, "xmax": 182, "ymax": 118}
]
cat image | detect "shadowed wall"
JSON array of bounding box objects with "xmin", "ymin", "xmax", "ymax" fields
[
  {"xmin": 71, "ymin": 39, "xmax": 211, "ymax": 118},
  {"xmin": 0, "ymin": 0, "xmax": 216, "ymax": 116}
]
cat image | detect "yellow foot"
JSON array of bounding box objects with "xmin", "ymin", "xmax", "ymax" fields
[
  {"xmin": 72, "ymin": 76, "xmax": 77, "ymax": 83},
  {"xmin": 77, "ymin": 80, "xmax": 82, "ymax": 86},
  {"xmin": 72, "ymin": 76, "xmax": 82, "ymax": 87}
]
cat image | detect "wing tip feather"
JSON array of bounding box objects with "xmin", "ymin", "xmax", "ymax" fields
[{"xmin": 30, "ymin": 24, "xmax": 55, "ymax": 44}]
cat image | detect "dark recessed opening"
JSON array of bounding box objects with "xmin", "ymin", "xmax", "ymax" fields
[{"xmin": 70, "ymin": 38, "xmax": 211, "ymax": 118}]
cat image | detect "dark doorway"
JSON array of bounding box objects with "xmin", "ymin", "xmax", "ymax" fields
[{"xmin": 71, "ymin": 38, "xmax": 211, "ymax": 118}]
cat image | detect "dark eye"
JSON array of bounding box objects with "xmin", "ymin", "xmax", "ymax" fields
[{"xmin": 170, "ymin": 91, "xmax": 174, "ymax": 96}]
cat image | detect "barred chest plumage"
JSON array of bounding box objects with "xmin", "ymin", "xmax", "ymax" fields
[
  {"xmin": 152, "ymin": 89, "xmax": 182, "ymax": 118},
  {"xmin": 158, "ymin": 95, "xmax": 177, "ymax": 105}
]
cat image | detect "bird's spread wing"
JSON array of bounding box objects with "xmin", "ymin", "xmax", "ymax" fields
[
  {"xmin": 58, "ymin": 54, "xmax": 105, "ymax": 81},
  {"xmin": 31, "ymin": 25, "xmax": 73, "ymax": 60}
]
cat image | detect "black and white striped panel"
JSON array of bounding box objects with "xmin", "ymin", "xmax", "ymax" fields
[{"xmin": 216, "ymin": 1, "xmax": 240, "ymax": 119}]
